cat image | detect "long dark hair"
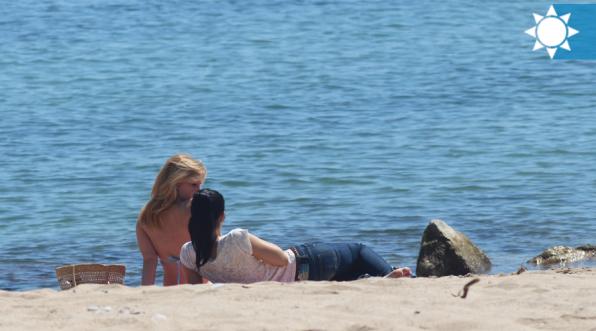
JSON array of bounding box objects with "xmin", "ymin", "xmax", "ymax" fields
[{"xmin": 189, "ymin": 188, "xmax": 225, "ymax": 271}]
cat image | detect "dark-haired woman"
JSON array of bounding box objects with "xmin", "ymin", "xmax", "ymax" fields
[{"xmin": 180, "ymin": 189, "xmax": 412, "ymax": 284}]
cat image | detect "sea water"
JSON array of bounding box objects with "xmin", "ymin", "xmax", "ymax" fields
[{"xmin": 1, "ymin": 0, "xmax": 595, "ymax": 290}]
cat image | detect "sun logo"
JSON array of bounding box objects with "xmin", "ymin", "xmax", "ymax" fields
[{"xmin": 525, "ymin": 5, "xmax": 579, "ymax": 59}]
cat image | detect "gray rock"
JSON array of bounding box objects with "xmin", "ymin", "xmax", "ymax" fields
[
  {"xmin": 527, "ymin": 245, "xmax": 596, "ymax": 265},
  {"xmin": 416, "ymin": 219, "xmax": 491, "ymax": 277}
]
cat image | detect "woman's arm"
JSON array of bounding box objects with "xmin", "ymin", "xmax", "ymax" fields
[
  {"xmin": 248, "ymin": 233, "xmax": 289, "ymax": 267},
  {"xmin": 136, "ymin": 222, "xmax": 158, "ymax": 285},
  {"xmin": 182, "ymin": 265, "xmax": 209, "ymax": 284}
]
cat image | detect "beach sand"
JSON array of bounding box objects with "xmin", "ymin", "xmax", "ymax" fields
[{"xmin": 1, "ymin": 268, "xmax": 594, "ymax": 331}]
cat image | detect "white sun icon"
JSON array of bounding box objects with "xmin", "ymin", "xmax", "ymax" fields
[{"xmin": 525, "ymin": 5, "xmax": 579, "ymax": 59}]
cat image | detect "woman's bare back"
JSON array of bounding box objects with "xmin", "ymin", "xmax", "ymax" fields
[{"xmin": 137, "ymin": 203, "xmax": 191, "ymax": 285}]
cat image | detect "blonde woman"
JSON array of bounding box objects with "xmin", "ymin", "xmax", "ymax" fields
[{"xmin": 137, "ymin": 154, "xmax": 207, "ymax": 286}]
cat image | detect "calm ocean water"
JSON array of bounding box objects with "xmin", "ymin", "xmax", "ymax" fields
[{"xmin": 1, "ymin": 1, "xmax": 596, "ymax": 290}]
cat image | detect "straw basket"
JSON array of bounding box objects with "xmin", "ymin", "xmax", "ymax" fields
[{"xmin": 55, "ymin": 264, "xmax": 126, "ymax": 290}]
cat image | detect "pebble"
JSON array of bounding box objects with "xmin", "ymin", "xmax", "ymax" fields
[
  {"xmin": 118, "ymin": 307, "xmax": 142, "ymax": 315},
  {"xmin": 87, "ymin": 305, "xmax": 112, "ymax": 313}
]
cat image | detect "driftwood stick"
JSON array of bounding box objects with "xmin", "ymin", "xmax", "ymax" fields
[{"xmin": 452, "ymin": 278, "xmax": 480, "ymax": 299}]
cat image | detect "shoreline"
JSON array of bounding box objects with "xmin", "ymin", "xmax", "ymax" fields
[
  {"xmin": 1, "ymin": 268, "xmax": 594, "ymax": 331},
  {"xmin": 4, "ymin": 257, "xmax": 596, "ymax": 292}
]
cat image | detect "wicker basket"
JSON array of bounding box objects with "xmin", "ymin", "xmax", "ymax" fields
[{"xmin": 55, "ymin": 264, "xmax": 126, "ymax": 290}]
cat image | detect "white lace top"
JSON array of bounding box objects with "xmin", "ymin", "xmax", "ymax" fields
[{"xmin": 180, "ymin": 228, "xmax": 297, "ymax": 283}]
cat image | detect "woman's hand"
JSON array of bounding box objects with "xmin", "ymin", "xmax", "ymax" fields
[{"xmin": 248, "ymin": 234, "xmax": 289, "ymax": 267}]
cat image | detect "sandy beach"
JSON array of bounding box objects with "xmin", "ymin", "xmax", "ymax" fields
[{"xmin": 1, "ymin": 268, "xmax": 594, "ymax": 331}]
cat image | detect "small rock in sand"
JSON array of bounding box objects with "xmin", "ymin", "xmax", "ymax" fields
[{"xmin": 87, "ymin": 305, "xmax": 112, "ymax": 313}]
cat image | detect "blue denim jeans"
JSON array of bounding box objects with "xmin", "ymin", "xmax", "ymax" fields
[{"xmin": 291, "ymin": 243, "xmax": 393, "ymax": 281}]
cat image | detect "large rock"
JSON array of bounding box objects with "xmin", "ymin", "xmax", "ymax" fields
[
  {"xmin": 416, "ymin": 219, "xmax": 491, "ymax": 277},
  {"xmin": 527, "ymin": 245, "xmax": 596, "ymax": 265}
]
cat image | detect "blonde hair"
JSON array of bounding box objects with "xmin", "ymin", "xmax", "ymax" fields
[{"xmin": 138, "ymin": 154, "xmax": 207, "ymax": 228}]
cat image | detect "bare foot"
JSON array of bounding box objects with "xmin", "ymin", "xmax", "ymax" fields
[{"xmin": 385, "ymin": 267, "xmax": 412, "ymax": 278}]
